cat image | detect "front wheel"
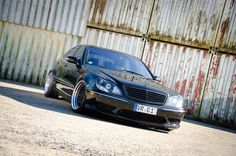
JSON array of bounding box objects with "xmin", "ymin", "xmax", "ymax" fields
[
  {"xmin": 44, "ymin": 72, "xmax": 58, "ymax": 98},
  {"xmin": 71, "ymin": 80, "xmax": 86, "ymax": 113}
]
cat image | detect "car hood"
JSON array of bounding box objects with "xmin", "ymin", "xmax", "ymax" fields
[{"xmin": 87, "ymin": 66, "xmax": 177, "ymax": 95}]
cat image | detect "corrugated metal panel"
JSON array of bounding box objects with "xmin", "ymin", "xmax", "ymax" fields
[
  {"xmin": 200, "ymin": 53, "xmax": 236, "ymax": 125},
  {"xmin": 0, "ymin": 0, "xmax": 91, "ymax": 37},
  {"xmin": 142, "ymin": 40, "xmax": 211, "ymax": 117},
  {"xmin": 0, "ymin": 22, "xmax": 81, "ymax": 86},
  {"xmin": 88, "ymin": 0, "xmax": 154, "ymax": 36},
  {"xmin": 215, "ymin": 0, "xmax": 236, "ymax": 53},
  {"xmin": 82, "ymin": 28, "xmax": 145, "ymax": 58},
  {"xmin": 149, "ymin": 0, "xmax": 225, "ymax": 49}
]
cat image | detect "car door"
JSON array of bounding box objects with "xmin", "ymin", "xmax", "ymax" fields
[
  {"xmin": 54, "ymin": 46, "xmax": 80, "ymax": 96},
  {"xmin": 59, "ymin": 46, "xmax": 86, "ymax": 97}
]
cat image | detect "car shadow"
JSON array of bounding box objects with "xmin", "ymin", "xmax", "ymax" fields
[
  {"xmin": 183, "ymin": 118, "xmax": 236, "ymax": 134},
  {"xmin": 0, "ymin": 84, "xmax": 168, "ymax": 134}
]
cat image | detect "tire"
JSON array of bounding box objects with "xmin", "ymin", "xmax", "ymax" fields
[
  {"xmin": 71, "ymin": 80, "xmax": 86, "ymax": 113},
  {"xmin": 44, "ymin": 72, "xmax": 58, "ymax": 98}
]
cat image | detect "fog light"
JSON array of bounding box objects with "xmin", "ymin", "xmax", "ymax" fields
[{"xmin": 89, "ymin": 91, "xmax": 94, "ymax": 96}]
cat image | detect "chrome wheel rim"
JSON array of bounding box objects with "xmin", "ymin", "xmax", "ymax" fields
[
  {"xmin": 71, "ymin": 81, "xmax": 86, "ymax": 110},
  {"xmin": 44, "ymin": 74, "xmax": 53, "ymax": 94}
]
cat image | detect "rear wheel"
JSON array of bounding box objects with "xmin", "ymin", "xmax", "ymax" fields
[
  {"xmin": 44, "ymin": 72, "xmax": 58, "ymax": 98},
  {"xmin": 71, "ymin": 80, "xmax": 86, "ymax": 113}
]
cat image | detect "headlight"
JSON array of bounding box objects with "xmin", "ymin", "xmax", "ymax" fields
[
  {"xmin": 168, "ymin": 95, "xmax": 183, "ymax": 108},
  {"xmin": 95, "ymin": 77, "xmax": 122, "ymax": 95}
]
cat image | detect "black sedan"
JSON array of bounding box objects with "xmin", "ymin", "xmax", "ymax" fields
[{"xmin": 44, "ymin": 45, "xmax": 185, "ymax": 130}]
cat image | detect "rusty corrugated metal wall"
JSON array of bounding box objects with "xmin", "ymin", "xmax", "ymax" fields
[
  {"xmin": 148, "ymin": 0, "xmax": 225, "ymax": 49},
  {"xmin": 215, "ymin": 0, "xmax": 236, "ymax": 53},
  {"xmin": 0, "ymin": 22, "xmax": 81, "ymax": 85},
  {"xmin": 0, "ymin": 0, "xmax": 89, "ymax": 84},
  {"xmin": 200, "ymin": 53, "xmax": 236, "ymax": 125},
  {"xmin": 0, "ymin": 0, "xmax": 90, "ymax": 36},
  {"xmin": 0, "ymin": 0, "xmax": 235, "ymax": 127},
  {"xmin": 142, "ymin": 41, "xmax": 211, "ymax": 117},
  {"xmin": 88, "ymin": 0, "xmax": 153, "ymax": 36}
]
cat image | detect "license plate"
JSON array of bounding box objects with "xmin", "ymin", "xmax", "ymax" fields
[{"xmin": 133, "ymin": 104, "xmax": 157, "ymax": 115}]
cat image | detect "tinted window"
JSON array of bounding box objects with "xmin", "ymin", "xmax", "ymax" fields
[
  {"xmin": 86, "ymin": 47, "xmax": 153, "ymax": 79},
  {"xmin": 74, "ymin": 46, "xmax": 85, "ymax": 59},
  {"xmin": 63, "ymin": 46, "xmax": 79, "ymax": 57}
]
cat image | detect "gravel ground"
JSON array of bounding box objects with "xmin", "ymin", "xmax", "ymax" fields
[{"xmin": 0, "ymin": 80, "xmax": 236, "ymax": 156}]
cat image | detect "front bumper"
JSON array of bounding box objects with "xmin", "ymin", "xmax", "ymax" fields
[{"xmin": 85, "ymin": 90, "xmax": 185, "ymax": 129}]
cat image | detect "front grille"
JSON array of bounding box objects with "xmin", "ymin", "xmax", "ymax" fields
[
  {"xmin": 126, "ymin": 87, "xmax": 146, "ymax": 99},
  {"xmin": 125, "ymin": 86, "xmax": 167, "ymax": 105}
]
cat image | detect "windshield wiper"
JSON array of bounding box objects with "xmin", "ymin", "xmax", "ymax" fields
[{"xmin": 121, "ymin": 70, "xmax": 144, "ymax": 76}]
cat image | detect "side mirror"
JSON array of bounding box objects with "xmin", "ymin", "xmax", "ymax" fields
[
  {"xmin": 66, "ymin": 56, "xmax": 81, "ymax": 69},
  {"xmin": 154, "ymin": 75, "xmax": 161, "ymax": 82},
  {"xmin": 66, "ymin": 56, "xmax": 77, "ymax": 64}
]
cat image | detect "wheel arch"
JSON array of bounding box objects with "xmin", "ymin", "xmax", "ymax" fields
[
  {"xmin": 75, "ymin": 77, "xmax": 86, "ymax": 86},
  {"xmin": 48, "ymin": 69, "xmax": 56, "ymax": 76}
]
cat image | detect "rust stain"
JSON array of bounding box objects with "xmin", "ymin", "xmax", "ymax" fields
[
  {"xmin": 174, "ymin": 81, "xmax": 179, "ymax": 92},
  {"xmin": 149, "ymin": 33, "xmax": 209, "ymax": 49},
  {"xmin": 187, "ymin": 16, "xmax": 193, "ymax": 33},
  {"xmin": 232, "ymin": 73, "xmax": 236, "ymax": 93},
  {"xmin": 230, "ymin": 0, "xmax": 235, "ymax": 8},
  {"xmin": 196, "ymin": 11, "xmax": 203, "ymax": 35},
  {"xmin": 161, "ymin": 80, "xmax": 166, "ymax": 86},
  {"xmin": 187, "ymin": 80, "xmax": 193, "ymax": 96},
  {"xmin": 90, "ymin": 0, "xmax": 95, "ymax": 10},
  {"xmin": 203, "ymin": 50, "xmax": 207, "ymax": 58},
  {"xmin": 219, "ymin": 17, "xmax": 230, "ymax": 45},
  {"xmin": 233, "ymin": 86, "xmax": 236, "ymax": 93},
  {"xmin": 128, "ymin": 0, "xmax": 132, "ymax": 10},
  {"xmin": 91, "ymin": 0, "xmax": 107, "ymax": 23},
  {"xmin": 88, "ymin": 23, "xmax": 140, "ymax": 36},
  {"xmin": 193, "ymin": 70, "xmax": 205, "ymax": 100},
  {"xmin": 183, "ymin": 47, "xmax": 187, "ymax": 53},
  {"xmin": 210, "ymin": 55, "xmax": 220, "ymax": 77},
  {"xmin": 145, "ymin": 41, "xmax": 154, "ymax": 69},
  {"xmin": 180, "ymin": 80, "xmax": 187, "ymax": 96},
  {"xmin": 117, "ymin": 23, "xmax": 136, "ymax": 32},
  {"xmin": 210, "ymin": 14, "xmax": 217, "ymax": 31}
]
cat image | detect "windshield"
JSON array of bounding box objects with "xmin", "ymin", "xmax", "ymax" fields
[{"xmin": 86, "ymin": 47, "xmax": 153, "ymax": 79}]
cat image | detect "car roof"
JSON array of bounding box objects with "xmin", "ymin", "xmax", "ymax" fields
[{"xmin": 79, "ymin": 44, "xmax": 141, "ymax": 60}]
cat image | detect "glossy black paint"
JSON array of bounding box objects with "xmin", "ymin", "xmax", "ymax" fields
[{"xmin": 51, "ymin": 45, "xmax": 185, "ymax": 130}]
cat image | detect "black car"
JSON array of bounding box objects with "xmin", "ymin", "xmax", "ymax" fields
[{"xmin": 44, "ymin": 45, "xmax": 185, "ymax": 130}]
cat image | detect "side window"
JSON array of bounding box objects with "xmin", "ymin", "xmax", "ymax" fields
[
  {"xmin": 63, "ymin": 46, "xmax": 80, "ymax": 58},
  {"xmin": 74, "ymin": 46, "xmax": 86, "ymax": 59}
]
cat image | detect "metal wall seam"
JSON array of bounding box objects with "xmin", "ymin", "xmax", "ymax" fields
[
  {"xmin": 0, "ymin": 0, "xmax": 91, "ymax": 37},
  {"xmin": 0, "ymin": 22, "xmax": 82, "ymax": 85},
  {"xmin": 81, "ymin": 28, "xmax": 145, "ymax": 58}
]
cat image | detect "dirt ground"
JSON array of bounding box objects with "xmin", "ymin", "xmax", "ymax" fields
[{"xmin": 0, "ymin": 80, "xmax": 235, "ymax": 156}]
